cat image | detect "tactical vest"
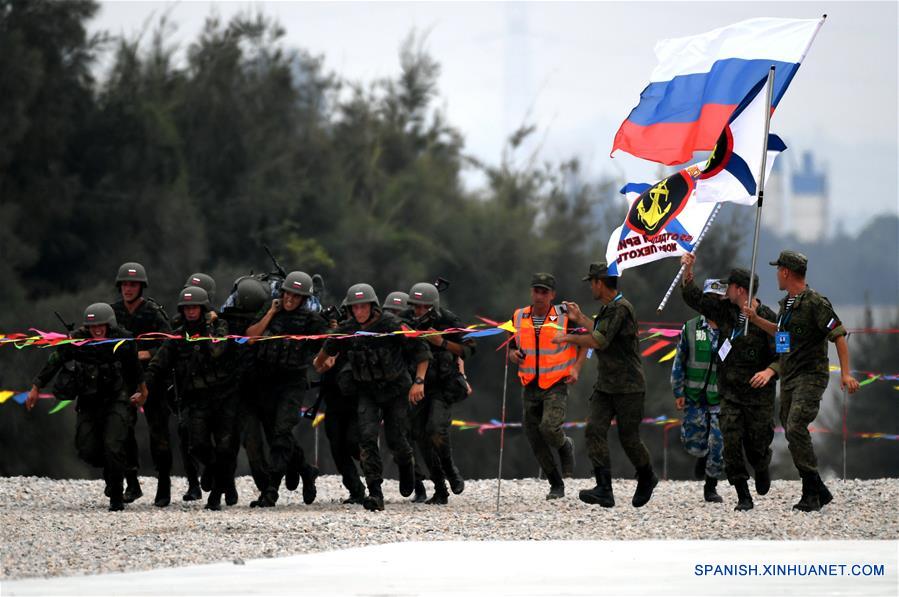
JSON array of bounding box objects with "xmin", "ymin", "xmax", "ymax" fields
[
  {"xmin": 513, "ymin": 305, "xmax": 578, "ymax": 390},
  {"xmin": 683, "ymin": 316, "xmax": 719, "ymax": 405},
  {"xmin": 58, "ymin": 329, "xmax": 129, "ymax": 401},
  {"xmin": 346, "ymin": 337, "xmax": 405, "ymax": 383},
  {"xmin": 255, "ymin": 310, "xmax": 317, "ymax": 371}
]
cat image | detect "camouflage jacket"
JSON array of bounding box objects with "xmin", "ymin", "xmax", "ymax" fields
[
  {"xmin": 774, "ymin": 286, "xmax": 846, "ymax": 390},
  {"xmin": 681, "ymin": 278, "xmax": 778, "ymax": 402},
  {"xmin": 591, "ymin": 294, "xmax": 645, "ymax": 394}
]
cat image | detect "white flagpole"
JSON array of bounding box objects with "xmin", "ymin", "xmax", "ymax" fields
[
  {"xmin": 656, "ymin": 202, "xmax": 723, "ymax": 313},
  {"xmin": 744, "ymin": 66, "xmax": 776, "ymax": 335},
  {"xmin": 496, "ymin": 344, "xmax": 510, "ymax": 514}
]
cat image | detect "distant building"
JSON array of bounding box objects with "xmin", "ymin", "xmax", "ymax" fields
[
  {"xmin": 790, "ymin": 152, "xmax": 829, "ymax": 242},
  {"xmin": 761, "ymin": 151, "xmax": 829, "ymax": 242},
  {"xmin": 761, "ymin": 158, "xmax": 786, "ymax": 237}
]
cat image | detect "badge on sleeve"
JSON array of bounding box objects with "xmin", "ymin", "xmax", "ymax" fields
[{"xmin": 775, "ymin": 331, "xmax": 791, "ymax": 354}]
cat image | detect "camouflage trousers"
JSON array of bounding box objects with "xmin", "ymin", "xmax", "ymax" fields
[
  {"xmin": 719, "ymin": 395, "xmax": 774, "ymax": 484},
  {"xmin": 585, "ymin": 389, "xmax": 651, "ymax": 471},
  {"xmin": 358, "ymin": 382, "xmax": 414, "ymax": 488},
  {"xmin": 125, "ymin": 376, "xmax": 173, "ymax": 476},
  {"xmin": 522, "ymin": 382, "xmax": 568, "ymax": 478},
  {"xmin": 75, "ymin": 391, "xmax": 136, "ymax": 496},
  {"xmin": 779, "ymin": 384, "xmax": 824, "ymax": 474},
  {"xmin": 184, "ymin": 387, "xmax": 240, "ymax": 493},
  {"xmin": 680, "ymin": 401, "xmax": 724, "ymax": 478},
  {"xmin": 410, "ymin": 384, "xmax": 458, "ymax": 489}
]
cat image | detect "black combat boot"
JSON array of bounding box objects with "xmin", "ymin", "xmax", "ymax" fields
[
  {"xmin": 343, "ymin": 491, "xmax": 366, "ymax": 505},
  {"xmin": 546, "ymin": 470, "xmax": 565, "ymax": 500},
  {"xmin": 693, "ymin": 456, "xmax": 707, "ymax": 480},
  {"xmin": 558, "ymin": 436, "xmax": 576, "ymax": 479},
  {"xmin": 200, "ymin": 466, "xmax": 214, "ymax": 492},
  {"xmin": 205, "ymin": 487, "xmax": 222, "ymax": 511},
  {"xmin": 183, "ymin": 478, "xmax": 202, "ymax": 501},
  {"xmin": 734, "ymin": 479, "xmax": 754, "ymax": 511},
  {"xmin": 754, "ymin": 467, "xmax": 771, "ymax": 496},
  {"xmin": 107, "ymin": 471, "xmax": 125, "ymax": 512},
  {"xmin": 447, "ymin": 467, "xmax": 465, "ymax": 495},
  {"xmin": 224, "ymin": 478, "xmax": 239, "ymax": 506},
  {"xmin": 426, "ymin": 482, "xmax": 449, "ymax": 505},
  {"xmin": 814, "ymin": 473, "xmax": 833, "ymax": 506},
  {"xmin": 301, "ymin": 465, "xmax": 319, "ymax": 505},
  {"xmin": 703, "ymin": 476, "xmax": 723, "ymax": 503},
  {"xmin": 250, "ymin": 488, "xmax": 278, "ymax": 508},
  {"xmin": 363, "ymin": 483, "xmax": 385, "ymax": 512},
  {"xmin": 792, "ymin": 472, "xmax": 821, "ymax": 512},
  {"xmin": 579, "ymin": 467, "xmax": 615, "ymax": 507},
  {"xmin": 103, "ymin": 469, "xmax": 111, "ymax": 498},
  {"xmin": 154, "ymin": 473, "xmax": 171, "ymax": 508},
  {"xmin": 632, "ymin": 465, "xmax": 658, "ymax": 508},
  {"xmin": 412, "ymin": 480, "xmax": 428, "ymax": 503},
  {"xmin": 285, "ymin": 457, "xmax": 301, "ymax": 492},
  {"xmin": 343, "ymin": 477, "xmax": 367, "ymax": 504},
  {"xmin": 123, "ymin": 472, "xmax": 143, "ymax": 503},
  {"xmin": 398, "ymin": 461, "xmax": 415, "ymax": 498}
]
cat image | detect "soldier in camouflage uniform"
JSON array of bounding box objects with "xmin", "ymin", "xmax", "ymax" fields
[
  {"xmin": 173, "ymin": 273, "xmax": 217, "ymax": 503},
  {"xmin": 319, "ymin": 299, "xmax": 366, "ymax": 504},
  {"xmin": 680, "ymin": 254, "xmax": 779, "ymax": 511},
  {"xmin": 557, "ymin": 263, "xmax": 656, "ymax": 508},
  {"xmin": 220, "ymin": 276, "xmax": 274, "ymax": 502},
  {"xmin": 670, "ymin": 281, "xmax": 725, "ymax": 503},
  {"xmin": 27, "ymin": 303, "xmax": 147, "ymax": 511},
  {"xmin": 314, "ymin": 284, "xmax": 431, "ymax": 512},
  {"xmin": 145, "ymin": 286, "xmax": 238, "ymax": 511},
  {"xmin": 743, "ymin": 251, "xmax": 859, "ymax": 512},
  {"xmin": 509, "ymin": 273, "xmax": 585, "ymax": 500},
  {"xmin": 404, "ymin": 282, "xmax": 476, "ymax": 505},
  {"xmin": 111, "ymin": 262, "xmax": 174, "ymax": 507},
  {"xmin": 246, "ymin": 271, "xmax": 327, "ymax": 508}
]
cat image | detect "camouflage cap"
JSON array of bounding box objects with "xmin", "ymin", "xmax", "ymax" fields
[
  {"xmin": 725, "ymin": 268, "xmax": 760, "ymax": 293},
  {"xmin": 769, "ymin": 250, "xmax": 808, "ymax": 274},
  {"xmin": 581, "ymin": 262, "xmax": 611, "ymax": 281},
  {"xmin": 530, "ymin": 273, "xmax": 556, "ymax": 290}
]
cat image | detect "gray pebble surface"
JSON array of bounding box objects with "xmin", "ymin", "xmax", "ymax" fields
[{"xmin": 1, "ymin": 475, "xmax": 896, "ymax": 580}]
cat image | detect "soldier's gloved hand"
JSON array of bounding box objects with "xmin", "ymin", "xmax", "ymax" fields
[
  {"xmin": 26, "ymin": 386, "xmax": 40, "ymax": 411},
  {"xmin": 841, "ymin": 374, "xmax": 860, "ymax": 395},
  {"xmin": 130, "ymin": 391, "xmax": 147, "ymax": 408},
  {"xmin": 749, "ymin": 368, "xmax": 776, "ymax": 389}
]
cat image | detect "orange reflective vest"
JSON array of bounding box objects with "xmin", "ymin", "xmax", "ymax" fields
[{"xmin": 513, "ymin": 304, "xmax": 578, "ymax": 389}]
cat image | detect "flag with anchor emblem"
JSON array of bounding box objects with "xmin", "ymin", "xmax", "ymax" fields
[{"xmin": 605, "ymin": 174, "xmax": 716, "ymax": 276}]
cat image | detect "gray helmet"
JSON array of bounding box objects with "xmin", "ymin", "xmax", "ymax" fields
[
  {"xmin": 382, "ymin": 291, "xmax": 409, "ymax": 312},
  {"xmin": 344, "ymin": 283, "xmax": 379, "ymax": 306},
  {"xmin": 116, "ymin": 262, "xmax": 149, "ymax": 286},
  {"xmin": 233, "ymin": 277, "xmax": 270, "ymax": 313},
  {"xmin": 83, "ymin": 303, "xmax": 117, "ymax": 327},
  {"xmin": 178, "ymin": 286, "xmax": 211, "ymax": 310},
  {"xmin": 185, "ymin": 273, "xmax": 216, "ymax": 303},
  {"xmin": 407, "ymin": 282, "xmax": 440, "ymax": 308},
  {"xmin": 282, "ymin": 271, "xmax": 314, "ymax": 297}
]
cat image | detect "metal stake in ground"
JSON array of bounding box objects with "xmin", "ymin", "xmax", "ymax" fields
[{"xmin": 496, "ymin": 344, "xmax": 511, "ymax": 514}]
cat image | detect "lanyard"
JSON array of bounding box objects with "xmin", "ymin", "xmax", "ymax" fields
[{"xmin": 778, "ymin": 297, "xmax": 798, "ymax": 331}]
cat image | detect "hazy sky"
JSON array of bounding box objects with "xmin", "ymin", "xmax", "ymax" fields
[{"xmin": 90, "ymin": 1, "xmax": 898, "ymax": 234}]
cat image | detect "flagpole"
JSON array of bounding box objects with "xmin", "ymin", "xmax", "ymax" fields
[
  {"xmin": 744, "ymin": 66, "xmax": 776, "ymax": 335},
  {"xmin": 656, "ymin": 202, "xmax": 723, "ymax": 313},
  {"xmin": 495, "ymin": 343, "xmax": 510, "ymax": 514}
]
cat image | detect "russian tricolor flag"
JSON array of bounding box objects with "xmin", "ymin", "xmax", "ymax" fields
[{"xmin": 612, "ymin": 17, "xmax": 824, "ymax": 165}]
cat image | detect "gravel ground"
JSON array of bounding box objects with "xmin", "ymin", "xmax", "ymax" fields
[{"xmin": 1, "ymin": 475, "xmax": 896, "ymax": 580}]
